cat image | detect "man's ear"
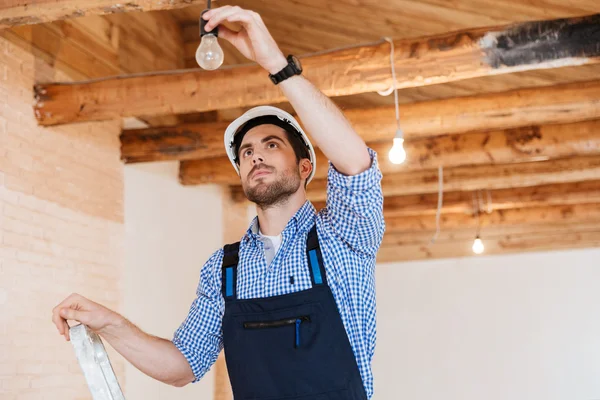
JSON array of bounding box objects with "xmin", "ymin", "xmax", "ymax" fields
[{"xmin": 299, "ymin": 158, "xmax": 312, "ymax": 181}]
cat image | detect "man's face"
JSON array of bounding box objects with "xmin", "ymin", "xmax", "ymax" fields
[{"xmin": 237, "ymin": 124, "xmax": 309, "ymax": 207}]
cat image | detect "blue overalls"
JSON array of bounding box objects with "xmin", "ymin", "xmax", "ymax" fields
[{"xmin": 221, "ymin": 224, "xmax": 369, "ymax": 400}]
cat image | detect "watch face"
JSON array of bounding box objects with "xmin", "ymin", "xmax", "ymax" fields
[{"xmin": 291, "ymin": 55, "xmax": 302, "ymax": 72}]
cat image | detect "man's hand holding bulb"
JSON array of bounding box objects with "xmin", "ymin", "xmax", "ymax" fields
[{"xmin": 198, "ymin": 5, "xmax": 288, "ymax": 74}]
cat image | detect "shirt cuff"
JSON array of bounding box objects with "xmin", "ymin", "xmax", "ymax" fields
[
  {"xmin": 327, "ymin": 147, "xmax": 382, "ymax": 192},
  {"xmin": 172, "ymin": 337, "xmax": 203, "ymax": 383}
]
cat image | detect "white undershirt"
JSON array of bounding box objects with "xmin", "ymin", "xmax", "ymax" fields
[{"xmin": 258, "ymin": 228, "xmax": 282, "ymax": 266}]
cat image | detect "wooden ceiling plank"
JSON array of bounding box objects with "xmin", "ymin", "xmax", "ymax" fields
[
  {"xmin": 169, "ymin": 4, "xmax": 205, "ymax": 23},
  {"xmin": 414, "ymin": 0, "xmax": 587, "ymax": 23},
  {"xmin": 295, "ymin": 156, "xmax": 600, "ymax": 203},
  {"xmin": 381, "ymin": 222, "xmax": 600, "ymax": 247},
  {"xmin": 34, "ymin": 13, "xmax": 600, "ymax": 126},
  {"xmin": 300, "ymin": 0, "xmax": 503, "ymax": 30},
  {"xmin": 224, "ymin": 156, "xmax": 600, "ymax": 202},
  {"xmin": 190, "ymin": 0, "xmax": 431, "ymax": 40},
  {"xmin": 336, "ymin": 0, "xmax": 599, "ymax": 18},
  {"xmin": 113, "ymin": 14, "xmax": 183, "ymax": 67},
  {"xmin": 178, "ymin": 119, "xmax": 600, "ymax": 185},
  {"xmin": 313, "ymin": 180, "xmax": 600, "ymax": 218},
  {"xmin": 384, "ymin": 203, "xmax": 600, "ymax": 233},
  {"xmin": 376, "ymin": 229, "xmax": 600, "ymax": 262},
  {"xmin": 122, "ymin": 80, "xmax": 600, "ymax": 165},
  {"xmin": 1, "ymin": 24, "xmax": 120, "ymax": 79},
  {"xmin": 49, "ymin": 19, "xmax": 119, "ymax": 66},
  {"xmin": 376, "ymin": 64, "xmax": 600, "ymax": 107},
  {"xmin": 0, "ymin": 1, "xmax": 207, "ymax": 29},
  {"xmin": 245, "ymin": 2, "xmax": 432, "ymax": 41}
]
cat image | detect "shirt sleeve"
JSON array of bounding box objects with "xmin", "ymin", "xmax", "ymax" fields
[
  {"xmin": 172, "ymin": 249, "xmax": 225, "ymax": 383},
  {"xmin": 324, "ymin": 147, "xmax": 385, "ymax": 257}
]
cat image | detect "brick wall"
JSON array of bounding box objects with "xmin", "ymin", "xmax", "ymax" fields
[{"xmin": 0, "ymin": 36, "xmax": 125, "ymax": 398}]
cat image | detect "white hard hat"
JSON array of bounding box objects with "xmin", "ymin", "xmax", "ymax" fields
[{"xmin": 223, "ymin": 106, "xmax": 317, "ymax": 184}]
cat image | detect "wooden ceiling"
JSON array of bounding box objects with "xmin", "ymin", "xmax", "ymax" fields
[
  {"xmin": 2, "ymin": 0, "xmax": 600, "ymax": 262},
  {"xmin": 171, "ymin": 0, "xmax": 600, "ymax": 106}
]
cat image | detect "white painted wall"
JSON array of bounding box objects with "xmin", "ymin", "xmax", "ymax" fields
[
  {"xmin": 373, "ymin": 248, "xmax": 600, "ymax": 400},
  {"xmin": 121, "ymin": 162, "xmax": 600, "ymax": 400},
  {"xmin": 123, "ymin": 162, "xmax": 222, "ymax": 400}
]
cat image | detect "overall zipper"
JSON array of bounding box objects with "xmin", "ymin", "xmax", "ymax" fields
[{"xmin": 244, "ymin": 315, "xmax": 311, "ymax": 348}]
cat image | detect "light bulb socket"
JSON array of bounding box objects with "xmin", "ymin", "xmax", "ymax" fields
[
  {"xmin": 200, "ymin": 9, "xmax": 218, "ymax": 37},
  {"xmin": 394, "ymin": 128, "xmax": 404, "ymax": 140}
]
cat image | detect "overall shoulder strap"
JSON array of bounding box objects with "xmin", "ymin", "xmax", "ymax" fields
[
  {"xmin": 306, "ymin": 224, "xmax": 328, "ymax": 286},
  {"xmin": 222, "ymin": 242, "xmax": 240, "ymax": 301}
]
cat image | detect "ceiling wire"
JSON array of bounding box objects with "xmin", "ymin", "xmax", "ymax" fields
[
  {"xmin": 380, "ymin": 36, "xmax": 447, "ymax": 246},
  {"xmin": 379, "ymin": 38, "xmax": 401, "ymax": 133},
  {"xmin": 429, "ymin": 165, "xmax": 444, "ymax": 245},
  {"xmin": 473, "ymin": 192, "xmax": 482, "ymax": 237},
  {"xmin": 57, "ymin": 38, "xmax": 392, "ymax": 85},
  {"xmin": 377, "ymin": 37, "xmax": 397, "ymax": 97}
]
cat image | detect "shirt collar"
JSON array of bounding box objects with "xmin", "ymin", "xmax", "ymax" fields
[{"xmin": 245, "ymin": 200, "xmax": 316, "ymax": 243}]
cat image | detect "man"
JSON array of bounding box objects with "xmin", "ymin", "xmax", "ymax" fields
[{"xmin": 52, "ymin": 5, "xmax": 384, "ymax": 399}]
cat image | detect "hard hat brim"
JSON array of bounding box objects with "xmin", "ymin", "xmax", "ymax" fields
[{"xmin": 224, "ymin": 106, "xmax": 317, "ymax": 185}]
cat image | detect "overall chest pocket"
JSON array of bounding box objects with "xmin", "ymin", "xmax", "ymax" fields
[
  {"xmin": 244, "ymin": 315, "xmax": 311, "ymax": 348},
  {"xmin": 226, "ymin": 302, "xmax": 352, "ymax": 400}
]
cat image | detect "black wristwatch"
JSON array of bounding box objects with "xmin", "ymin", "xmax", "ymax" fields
[{"xmin": 269, "ymin": 55, "xmax": 302, "ymax": 85}]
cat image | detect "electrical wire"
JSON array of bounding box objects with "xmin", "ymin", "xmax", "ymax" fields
[
  {"xmin": 472, "ymin": 192, "xmax": 482, "ymax": 237},
  {"xmin": 58, "ymin": 38, "xmax": 392, "ymax": 85},
  {"xmin": 429, "ymin": 165, "xmax": 444, "ymax": 245},
  {"xmin": 380, "ymin": 37, "xmax": 401, "ymax": 132},
  {"xmin": 377, "ymin": 37, "xmax": 442, "ymax": 245}
]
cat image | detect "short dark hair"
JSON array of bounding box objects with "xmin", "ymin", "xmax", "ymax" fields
[{"xmin": 233, "ymin": 121, "xmax": 310, "ymax": 166}]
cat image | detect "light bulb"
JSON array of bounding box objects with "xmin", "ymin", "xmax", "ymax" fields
[
  {"xmin": 196, "ymin": 33, "xmax": 224, "ymax": 70},
  {"xmin": 389, "ymin": 137, "xmax": 407, "ymax": 164},
  {"xmin": 472, "ymin": 236, "xmax": 484, "ymax": 254}
]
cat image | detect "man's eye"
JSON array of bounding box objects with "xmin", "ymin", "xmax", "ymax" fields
[
  {"xmin": 268, "ymin": 142, "xmax": 278, "ymax": 148},
  {"xmin": 244, "ymin": 149, "xmax": 253, "ymax": 157}
]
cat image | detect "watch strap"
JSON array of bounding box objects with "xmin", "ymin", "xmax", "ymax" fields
[{"xmin": 269, "ymin": 55, "xmax": 301, "ymax": 85}]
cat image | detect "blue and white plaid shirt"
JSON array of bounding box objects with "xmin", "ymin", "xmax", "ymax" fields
[{"xmin": 173, "ymin": 147, "xmax": 385, "ymax": 398}]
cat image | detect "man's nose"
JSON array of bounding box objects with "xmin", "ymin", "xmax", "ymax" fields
[{"xmin": 252, "ymin": 152, "xmax": 264, "ymax": 164}]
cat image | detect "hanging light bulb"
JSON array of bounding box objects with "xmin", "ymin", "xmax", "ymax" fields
[
  {"xmin": 472, "ymin": 235, "xmax": 485, "ymax": 254},
  {"xmin": 471, "ymin": 193, "xmax": 485, "ymax": 254},
  {"xmin": 196, "ymin": 34, "xmax": 223, "ymax": 70},
  {"xmin": 197, "ymin": 2, "xmax": 224, "ymax": 70},
  {"xmin": 381, "ymin": 37, "xmax": 408, "ymax": 165},
  {"xmin": 389, "ymin": 130, "xmax": 407, "ymax": 164}
]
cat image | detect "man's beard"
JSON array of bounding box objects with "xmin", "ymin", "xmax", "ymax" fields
[{"xmin": 244, "ymin": 164, "xmax": 301, "ymax": 209}]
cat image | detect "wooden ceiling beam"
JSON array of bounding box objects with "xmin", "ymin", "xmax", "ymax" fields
[
  {"xmin": 121, "ymin": 122, "xmax": 230, "ymax": 163},
  {"xmin": 384, "ymin": 203, "xmax": 600, "ymax": 233},
  {"xmin": 179, "ymin": 119, "xmax": 600, "ymax": 186},
  {"xmin": 34, "ymin": 14, "xmax": 600, "ymax": 126},
  {"xmin": 0, "ymin": 10, "xmax": 185, "ymax": 128},
  {"xmin": 304, "ymin": 156, "xmax": 600, "ymax": 202},
  {"xmin": 381, "ymin": 222, "xmax": 600, "ymax": 247},
  {"xmin": 225, "ymin": 156, "xmax": 600, "ymax": 203},
  {"xmin": 121, "ymin": 80, "xmax": 600, "ymax": 164},
  {"xmin": 377, "ymin": 202, "xmax": 600, "ymax": 262},
  {"xmin": 313, "ymin": 180, "xmax": 600, "ymax": 218},
  {"xmin": 0, "ymin": 1, "xmax": 206, "ymax": 29},
  {"xmin": 376, "ymin": 229, "xmax": 600, "ymax": 263}
]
